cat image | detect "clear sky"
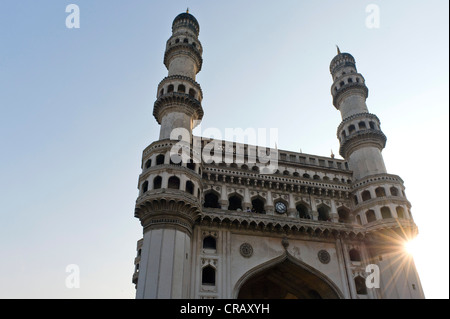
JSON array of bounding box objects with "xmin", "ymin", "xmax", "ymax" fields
[{"xmin": 0, "ymin": 1, "xmax": 448, "ymax": 299}]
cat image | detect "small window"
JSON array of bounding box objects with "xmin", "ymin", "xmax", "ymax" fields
[
  {"xmin": 361, "ymin": 190, "xmax": 371, "ymax": 201},
  {"xmin": 366, "ymin": 210, "xmax": 376, "ymax": 223},
  {"xmin": 358, "ymin": 121, "xmax": 367, "ymax": 129},
  {"xmin": 188, "ymin": 88, "xmax": 196, "ymax": 98},
  {"xmin": 297, "ymin": 204, "xmax": 310, "ymax": 219},
  {"xmin": 175, "ymin": 38, "xmax": 180, "ymax": 44},
  {"xmin": 183, "ymin": 38, "xmax": 189, "ymax": 43},
  {"xmin": 168, "ymin": 176, "xmax": 180, "ymax": 190},
  {"xmin": 153, "ymin": 176, "xmax": 162, "ymax": 189},
  {"xmin": 228, "ymin": 195, "xmax": 242, "ymax": 211},
  {"xmin": 381, "ymin": 207, "xmax": 392, "ymax": 219},
  {"xmin": 145, "ymin": 159, "xmax": 152, "ymax": 169},
  {"xmin": 156, "ymin": 154, "xmax": 165, "ymax": 165},
  {"xmin": 178, "ymin": 84, "xmax": 186, "ymax": 93},
  {"xmin": 185, "ymin": 181, "xmax": 194, "ymax": 195},
  {"xmin": 203, "ymin": 236, "xmax": 216, "ymax": 250},
  {"xmin": 318, "ymin": 207, "xmax": 330, "ymax": 221},
  {"xmin": 349, "ymin": 249, "xmax": 362, "ymax": 262},
  {"xmin": 369, "ymin": 121, "xmax": 376, "ymax": 129},
  {"xmin": 348, "ymin": 125, "xmax": 356, "ymax": 134},
  {"xmin": 355, "ymin": 276, "xmax": 367, "ymax": 295},
  {"xmin": 204, "ymin": 192, "xmax": 220, "ymax": 208},
  {"xmin": 142, "ymin": 181, "xmax": 149, "ymax": 193},
  {"xmin": 348, "ymin": 78, "xmax": 353, "ymax": 83},
  {"xmin": 375, "ymin": 187, "xmax": 386, "ymax": 198},
  {"xmin": 390, "ymin": 187, "xmax": 399, "ymax": 196},
  {"xmin": 168, "ymin": 84, "xmax": 174, "ymax": 93},
  {"xmin": 159, "ymin": 88, "xmax": 164, "ymax": 96},
  {"xmin": 202, "ymin": 266, "xmax": 216, "ymax": 286},
  {"xmin": 396, "ymin": 206, "xmax": 405, "ymax": 219}
]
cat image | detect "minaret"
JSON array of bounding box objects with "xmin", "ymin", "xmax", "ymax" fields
[
  {"xmin": 330, "ymin": 49, "xmax": 387, "ymax": 181},
  {"xmin": 154, "ymin": 9, "xmax": 204, "ymax": 140},
  {"xmin": 133, "ymin": 11, "xmax": 204, "ymax": 299},
  {"xmin": 330, "ymin": 49, "xmax": 424, "ymax": 299}
]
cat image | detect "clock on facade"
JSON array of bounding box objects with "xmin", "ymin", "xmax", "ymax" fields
[{"xmin": 275, "ymin": 202, "xmax": 287, "ymax": 214}]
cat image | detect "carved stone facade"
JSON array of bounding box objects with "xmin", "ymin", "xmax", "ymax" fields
[{"xmin": 131, "ymin": 12, "xmax": 424, "ymax": 299}]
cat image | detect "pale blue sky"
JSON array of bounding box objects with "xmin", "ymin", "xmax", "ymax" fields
[{"xmin": 0, "ymin": 1, "xmax": 448, "ymax": 298}]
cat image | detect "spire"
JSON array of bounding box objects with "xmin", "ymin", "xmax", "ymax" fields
[
  {"xmin": 336, "ymin": 45, "xmax": 341, "ymax": 55},
  {"xmin": 186, "ymin": 7, "xmax": 189, "ymax": 14}
]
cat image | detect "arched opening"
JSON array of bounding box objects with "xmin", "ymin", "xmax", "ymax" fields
[
  {"xmin": 366, "ymin": 210, "xmax": 376, "ymax": 223},
  {"xmin": 317, "ymin": 206, "xmax": 330, "ymax": 222},
  {"xmin": 156, "ymin": 154, "xmax": 165, "ymax": 165},
  {"xmin": 303, "ymin": 173, "xmax": 310, "ymax": 179},
  {"xmin": 203, "ymin": 236, "xmax": 216, "ymax": 250},
  {"xmin": 390, "ymin": 187, "xmax": 399, "ymax": 196},
  {"xmin": 313, "ymin": 174, "xmax": 320, "ymax": 180},
  {"xmin": 185, "ymin": 181, "xmax": 194, "ymax": 195},
  {"xmin": 145, "ymin": 159, "xmax": 152, "ymax": 169},
  {"xmin": 153, "ymin": 176, "xmax": 162, "ymax": 190},
  {"xmin": 296, "ymin": 204, "xmax": 310, "ymax": 219},
  {"xmin": 228, "ymin": 194, "xmax": 243, "ymax": 211},
  {"xmin": 338, "ymin": 208, "xmax": 352, "ymax": 223},
  {"xmin": 177, "ymin": 84, "xmax": 186, "ymax": 93},
  {"xmin": 202, "ymin": 266, "xmax": 216, "ymax": 286},
  {"xmin": 168, "ymin": 176, "xmax": 180, "ymax": 190},
  {"xmin": 142, "ymin": 181, "xmax": 148, "ymax": 193},
  {"xmin": 375, "ymin": 187, "xmax": 386, "ymax": 197},
  {"xmin": 348, "ymin": 125, "xmax": 356, "ymax": 134},
  {"xmin": 167, "ymin": 84, "xmax": 174, "ymax": 93},
  {"xmin": 188, "ymin": 88, "xmax": 196, "ymax": 98},
  {"xmin": 361, "ymin": 190, "xmax": 371, "ymax": 201},
  {"xmin": 237, "ymin": 258, "xmax": 341, "ymax": 299},
  {"xmin": 183, "ymin": 38, "xmax": 189, "ymax": 43},
  {"xmin": 251, "ymin": 197, "xmax": 265, "ymax": 214},
  {"xmin": 358, "ymin": 121, "xmax": 367, "ymax": 129},
  {"xmin": 349, "ymin": 249, "xmax": 362, "ymax": 262},
  {"xmin": 369, "ymin": 121, "xmax": 376, "ymax": 129},
  {"xmin": 381, "ymin": 206, "xmax": 392, "ymax": 219},
  {"xmin": 396, "ymin": 206, "xmax": 405, "ymax": 219},
  {"xmin": 204, "ymin": 192, "xmax": 220, "ymax": 208},
  {"xmin": 355, "ymin": 276, "xmax": 367, "ymax": 295}
]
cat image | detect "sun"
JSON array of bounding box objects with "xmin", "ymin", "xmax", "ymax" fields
[{"xmin": 404, "ymin": 237, "xmax": 419, "ymax": 256}]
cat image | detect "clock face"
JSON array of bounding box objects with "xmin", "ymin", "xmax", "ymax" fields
[{"xmin": 275, "ymin": 202, "xmax": 287, "ymax": 214}]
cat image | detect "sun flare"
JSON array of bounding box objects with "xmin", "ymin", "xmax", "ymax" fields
[{"xmin": 404, "ymin": 238, "xmax": 419, "ymax": 256}]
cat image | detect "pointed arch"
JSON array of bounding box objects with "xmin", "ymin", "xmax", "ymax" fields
[{"xmin": 234, "ymin": 252, "xmax": 343, "ymax": 299}]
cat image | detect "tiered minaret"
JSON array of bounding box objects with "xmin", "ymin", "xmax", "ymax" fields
[
  {"xmin": 133, "ymin": 11, "xmax": 204, "ymax": 299},
  {"xmin": 330, "ymin": 49, "xmax": 424, "ymax": 299},
  {"xmin": 330, "ymin": 48, "xmax": 387, "ymax": 181}
]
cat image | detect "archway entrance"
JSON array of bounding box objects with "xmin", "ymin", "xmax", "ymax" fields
[{"xmin": 237, "ymin": 259, "xmax": 340, "ymax": 299}]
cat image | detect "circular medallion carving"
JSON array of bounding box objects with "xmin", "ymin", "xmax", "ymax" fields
[
  {"xmin": 240, "ymin": 243, "xmax": 253, "ymax": 258},
  {"xmin": 318, "ymin": 250, "xmax": 331, "ymax": 264}
]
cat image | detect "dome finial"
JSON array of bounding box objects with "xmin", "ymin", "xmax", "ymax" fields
[
  {"xmin": 336, "ymin": 45, "xmax": 341, "ymax": 55},
  {"xmin": 186, "ymin": 7, "xmax": 189, "ymax": 14}
]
